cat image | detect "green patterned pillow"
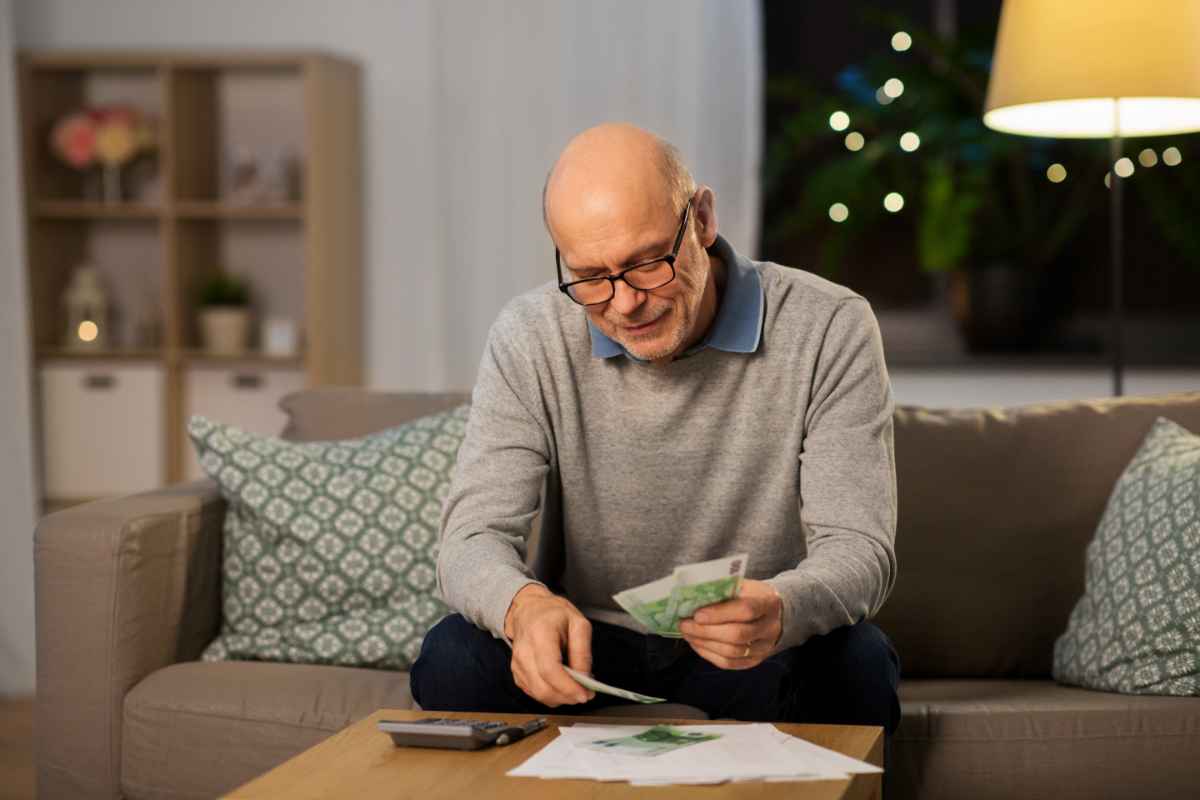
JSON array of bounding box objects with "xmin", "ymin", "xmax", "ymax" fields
[
  {"xmin": 1053, "ymin": 417, "xmax": 1200, "ymax": 695},
  {"xmin": 187, "ymin": 405, "xmax": 469, "ymax": 670}
]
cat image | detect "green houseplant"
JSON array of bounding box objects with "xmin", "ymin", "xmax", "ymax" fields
[
  {"xmin": 197, "ymin": 273, "xmax": 252, "ymax": 355},
  {"xmin": 762, "ymin": 9, "xmax": 1107, "ymax": 350}
]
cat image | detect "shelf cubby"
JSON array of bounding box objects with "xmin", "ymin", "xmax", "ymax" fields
[{"xmin": 19, "ymin": 51, "xmax": 363, "ymax": 512}]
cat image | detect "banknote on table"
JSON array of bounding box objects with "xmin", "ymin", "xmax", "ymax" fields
[
  {"xmin": 583, "ymin": 725, "xmax": 723, "ymax": 758},
  {"xmin": 613, "ymin": 554, "xmax": 748, "ymax": 637},
  {"xmin": 563, "ymin": 666, "xmax": 666, "ymax": 704}
]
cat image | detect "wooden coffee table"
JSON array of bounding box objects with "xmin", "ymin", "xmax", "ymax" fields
[{"xmin": 226, "ymin": 710, "xmax": 883, "ymax": 799}]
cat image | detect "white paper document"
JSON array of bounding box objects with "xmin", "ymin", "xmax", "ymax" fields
[{"xmin": 507, "ymin": 723, "xmax": 881, "ymax": 786}]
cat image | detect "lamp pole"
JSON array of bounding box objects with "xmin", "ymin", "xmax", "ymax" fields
[{"xmin": 1110, "ymin": 105, "xmax": 1124, "ymax": 397}]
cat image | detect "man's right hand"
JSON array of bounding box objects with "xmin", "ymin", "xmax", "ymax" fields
[{"xmin": 503, "ymin": 584, "xmax": 596, "ymax": 707}]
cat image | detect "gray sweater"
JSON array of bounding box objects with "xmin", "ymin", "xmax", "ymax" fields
[{"xmin": 437, "ymin": 236, "xmax": 897, "ymax": 651}]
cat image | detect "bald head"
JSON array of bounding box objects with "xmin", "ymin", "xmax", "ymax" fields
[{"xmin": 542, "ymin": 123, "xmax": 695, "ymax": 241}]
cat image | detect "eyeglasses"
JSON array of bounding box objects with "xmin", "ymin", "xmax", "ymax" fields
[{"xmin": 556, "ymin": 198, "xmax": 693, "ymax": 306}]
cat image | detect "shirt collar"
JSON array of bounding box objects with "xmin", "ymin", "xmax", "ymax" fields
[{"xmin": 587, "ymin": 234, "xmax": 765, "ymax": 360}]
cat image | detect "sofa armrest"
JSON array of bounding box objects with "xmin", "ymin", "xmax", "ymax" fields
[{"xmin": 35, "ymin": 479, "xmax": 226, "ymax": 799}]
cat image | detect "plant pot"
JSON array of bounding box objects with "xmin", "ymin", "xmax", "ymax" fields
[{"xmin": 199, "ymin": 306, "xmax": 251, "ymax": 355}]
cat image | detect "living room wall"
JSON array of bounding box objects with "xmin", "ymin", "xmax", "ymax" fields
[
  {"xmin": 14, "ymin": 0, "xmax": 763, "ymax": 392},
  {"xmin": 0, "ymin": 0, "xmax": 38, "ymax": 696}
]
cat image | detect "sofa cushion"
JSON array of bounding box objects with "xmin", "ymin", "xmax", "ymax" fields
[
  {"xmin": 874, "ymin": 392, "xmax": 1200, "ymax": 679},
  {"xmin": 1053, "ymin": 417, "xmax": 1200, "ymax": 695},
  {"xmin": 122, "ymin": 661, "xmax": 414, "ymax": 799},
  {"xmin": 278, "ymin": 388, "xmax": 472, "ymax": 442},
  {"xmin": 893, "ymin": 679, "xmax": 1200, "ymax": 800},
  {"xmin": 187, "ymin": 406, "xmax": 468, "ymax": 670}
]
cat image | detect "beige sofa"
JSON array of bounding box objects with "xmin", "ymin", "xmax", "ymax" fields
[{"xmin": 34, "ymin": 388, "xmax": 1200, "ymax": 799}]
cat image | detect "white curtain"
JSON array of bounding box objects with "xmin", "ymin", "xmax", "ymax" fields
[
  {"xmin": 431, "ymin": 0, "xmax": 763, "ymax": 388},
  {"xmin": 0, "ymin": 0, "xmax": 39, "ymax": 694}
]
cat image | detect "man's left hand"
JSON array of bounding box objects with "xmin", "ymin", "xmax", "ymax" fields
[{"xmin": 678, "ymin": 579, "xmax": 784, "ymax": 670}]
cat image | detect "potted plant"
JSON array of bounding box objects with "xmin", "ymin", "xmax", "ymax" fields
[
  {"xmin": 762, "ymin": 9, "xmax": 1106, "ymax": 351},
  {"xmin": 197, "ymin": 273, "xmax": 252, "ymax": 355}
]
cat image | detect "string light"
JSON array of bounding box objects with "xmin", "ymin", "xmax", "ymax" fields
[
  {"xmin": 883, "ymin": 78, "xmax": 905, "ymax": 98},
  {"xmin": 829, "ymin": 111, "xmax": 850, "ymax": 131},
  {"xmin": 1114, "ymin": 157, "xmax": 1135, "ymax": 178},
  {"xmin": 1046, "ymin": 163, "xmax": 1067, "ymax": 183},
  {"xmin": 829, "ymin": 203, "xmax": 849, "ymax": 222},
  {"xmin": 1138, "ymin": 148, "xmax": 1158, "ymax": 167},
  {"xmin": 892, "ymin": 32, "xmax": 912, "ymax": 52},
  {"xmin": 899, "ymin": 132, "xmax": 920, "ymax": 152},
  {"xmin": 845, "ymin": 131, "xmax": 865, "ymax": 151},
  {"xmin": 875, "ymin": 87, "xmax": 894, "ymax": 106},
  {"xmin": 78, "ymin": 320, "xmax": 98, "ymax": 342},
  {"xmin": 1104, "ymin": 172, "xmax": 1112, "ymax": 189},
  {"xmin": 883, "ymin": 192, "xmax": 904, "ymax": 212},
  {"xmin": 1163, "ymin": 146, "xmax": 1183, "ymax": 166}
]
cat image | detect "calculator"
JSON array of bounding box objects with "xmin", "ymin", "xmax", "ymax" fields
[{"xmin": 377, "ymin": 717, "xmax": 549, "ymax": 750}]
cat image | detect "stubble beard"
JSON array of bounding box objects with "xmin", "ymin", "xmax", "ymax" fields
[
  {"xmin": 618, "ymin": 305, "xmax": 690, "ymax": 362},
  {"xmin": 611, "ymin": 275, "xmax": 702, "ymax": 362}
]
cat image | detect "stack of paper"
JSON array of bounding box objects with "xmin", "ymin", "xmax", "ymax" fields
[{"xmin": 507, "ymin": 723, "xmax": 882, "ymax": 786}]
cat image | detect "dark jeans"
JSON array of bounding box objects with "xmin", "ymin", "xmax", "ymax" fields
[{"xmin": 410, "ymin": 613, "xmax": 901, "ymax": 768}]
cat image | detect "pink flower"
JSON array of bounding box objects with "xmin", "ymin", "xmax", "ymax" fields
[{"xmin": 50, "ymin": 112, "xmax": 96, "ymax": 169}]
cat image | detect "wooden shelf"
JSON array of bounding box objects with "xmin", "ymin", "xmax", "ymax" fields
[
  {"xmin": 35, "ymin": 200, "xmax": 303, "ymax": 221},
  {"xmin": 174, "ymin": 201, "xmax": 303, "ymax": 220},
  {"xmin": 35, "ymin": 200, "xmax": 163, "ymax": 220},
  {"xmin": 179, "ymin": 348, "xmax": 305, "ymax": 367},
  {"xmin": 38, "ymin": 347, "xmax": 163, "ymax": 362},
  {"xmin": 21, "ymin": 50, "xmax": 362, "ymax": 487}
]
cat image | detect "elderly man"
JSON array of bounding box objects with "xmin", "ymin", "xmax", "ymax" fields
[{"xmin": 411, "ymin": 124, "xmax": 900, "ymax": 747}]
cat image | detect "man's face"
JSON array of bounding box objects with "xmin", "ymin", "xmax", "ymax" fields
[{"xmin": 559, "ymin": 199, "xmax": 709, "ymax": 363}]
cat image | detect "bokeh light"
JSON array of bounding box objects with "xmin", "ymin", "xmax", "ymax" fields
[
  {"xmin": 829, "ymin": 203, "xmax": 849, "ymax": 223},
  {"xmin": 829, "ymin": 111, "xmax": 850, "ymax": 131},
  {"xmin": 1046, "ymin": 163, "xmax": 1067, "ymax": 183},
  {"xmin": 883, "ymin": 192, "xmax": 904, "ymax": 212}
]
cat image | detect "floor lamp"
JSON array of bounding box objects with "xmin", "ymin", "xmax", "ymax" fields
[{"xmin": 981, "ymin": 1, "xmax": 1200, "ymax": 396}]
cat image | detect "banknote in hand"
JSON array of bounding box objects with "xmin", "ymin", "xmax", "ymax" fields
[
  {"xmin": 612, "ymin": 554, "xmax": 748, "ymax": 637},
  {"xmin": 563, "ymin": 666, "xmax": 666, "ymax": 704}
]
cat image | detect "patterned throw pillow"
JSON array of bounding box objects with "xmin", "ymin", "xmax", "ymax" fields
[
  {"xmin": 1053, "ymin": 417, "xmax": 1200, "ymax": 695},
  {"xmin": 187, "ymin": 405, "xmax": 469, "ymax": 670}
]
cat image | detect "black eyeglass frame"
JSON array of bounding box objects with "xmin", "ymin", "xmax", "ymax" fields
[{"xmin": 555, "ymin": 197, "xmax": 693, "ymax": 306}]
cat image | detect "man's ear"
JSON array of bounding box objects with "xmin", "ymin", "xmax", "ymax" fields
[{"xmin": 693, "ymin": 185, "xmax": 719, "ymax": 249}]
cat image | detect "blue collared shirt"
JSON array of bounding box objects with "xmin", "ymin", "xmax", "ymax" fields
[{"xmin": 586, "ymin": 235, "xmax": 765, "ymax": 362}]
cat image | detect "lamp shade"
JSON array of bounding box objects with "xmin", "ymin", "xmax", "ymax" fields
[{"xmin": 983, "ymin": 0, "xmax": 1200, "ymax": 138}]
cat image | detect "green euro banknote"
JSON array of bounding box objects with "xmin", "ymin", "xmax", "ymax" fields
[
  {"xmin": 612, "ymin": 554, "xmax": 748, "ymax": 637},
  {"xmin": 583, "ymin": 725, "xmax": 723, "ymax": 758},
  {"xmin": 613, "ymin": 575, "xmax": 680, "ymax": 636},
  {"xmin": 562, "ymin": 666, "xmax": 666, "ymax": 704}
]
